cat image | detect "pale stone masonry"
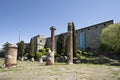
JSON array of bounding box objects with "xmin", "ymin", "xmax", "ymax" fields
[
  {"xmin": 32, "ymin": 35, "xmax": 46, "ymax": 52},
  {"xmin": 76, "ymin": 20, "xmax": 113, "ymax": 50},
  {"xmin": 32, "ymin": 20, "xmax": 113, "ymax": 51},
  {"xmin": 4, "ymin": 44, "xmax": 17, "ymax": 67}
]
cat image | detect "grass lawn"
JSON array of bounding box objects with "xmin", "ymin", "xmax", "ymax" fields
[{"xmin": 0, "ymin": 58, "xmax": 120, "ymax": 80}]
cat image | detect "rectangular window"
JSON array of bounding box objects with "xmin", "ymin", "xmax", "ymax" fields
[{"xmin": 40, "ymin": 40, "xmax": 42, "ymax": 42}]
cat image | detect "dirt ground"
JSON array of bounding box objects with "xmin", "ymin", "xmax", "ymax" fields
[{"xmin": 0, "ymin": 58, "xmax": 120, "ymax": 80}]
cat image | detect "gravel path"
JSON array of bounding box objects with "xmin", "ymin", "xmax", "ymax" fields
[{"xmin": 0, "ymin": 58, "xmax": 120, "ymax": 80}]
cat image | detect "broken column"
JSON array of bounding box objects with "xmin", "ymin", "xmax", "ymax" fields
[
  {"xmin": 46, "ymin": 26, "xmax": 56, "ymax": 65},
  {"xmin": 67, "ymin": 23, "xmax": 73, "ymax": 64},
  {"xmin": 4, "ymin": 44, "xmax": 18, "ymax": 67}
]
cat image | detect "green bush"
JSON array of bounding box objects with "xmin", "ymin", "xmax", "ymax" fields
[
  {"xmin": 100, "ymin": 23, "xmax": 120, "ymax": 53},
  {"xmin": 35, "ymin": 51, "xmax": 43, "ymax": 58},
  {"xmin": 76, "ymin": 50, "xmax": 94, "ymax": 59},
  {"xmin": 100, "ymin": 44, "xmax": 114, "ymax": 52},
  {"xmin": 83, "ymin": 52, "xmax": 93, "ymax": 57},
  {"xmin": 38, "ymin": 48, "xmax": 47, "ymax": 55},
  {"xmin": 76, "ymin": 50, "xmax": 82, "ymax": 58},
  {"xmin": 46, "ymin": 48, "xmax": 50, "ymax": 52},
  {"xmin": 30, "ymin": 53, "xmax": 35, "ymax": 58},
  {"xmin": 77, "ymin": 50, "xmax": 82, "ymax": 54}
]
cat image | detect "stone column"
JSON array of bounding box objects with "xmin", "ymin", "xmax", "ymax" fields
[
  {"xmin": 50, "ymin": 26, "xmax": 56, "ymax": 52},
  {"xmin": 67, "ymin": 23, "xmax": 73, "ymax": 64},
  {"xmin": 46, "ymin": 26, "xmax": 56, "ymax": 65},
  {"xmin": 4, "ymin": 44, "xmax": 18, "ymax": 67}
]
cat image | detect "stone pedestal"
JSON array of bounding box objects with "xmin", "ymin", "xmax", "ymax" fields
[
  {"xmin": 5, "ymin": 44, "xmax": 18, "ymax": 67},
  {"xmin": 46, "ymin": 26, "xmax": 56, "ymax": 65},
  {"xmin": 67, "ymin": 23, "xmax": 73, "ymax": 64}
]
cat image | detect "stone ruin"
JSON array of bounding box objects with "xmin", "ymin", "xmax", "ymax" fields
[
  {"xmin": 46, "ymin": 49, "xmax": 54, "ymax": 65},
  {"xmin": 67, "ymin": 23, "xmax": 73, "ymax": 64},
  {"xmin": 4, "ymin": 44, "xmax": 18, "ymax": 67},
  {"xmin": 46, "ymin": 23, "xmax": 74, "ymax": 65},
  {"xmin": 46, "ymin": 26, "xmax": 56, "ymax": 65}
]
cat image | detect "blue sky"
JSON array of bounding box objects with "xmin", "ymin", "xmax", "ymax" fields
[{"xmin": 0, "ymin": 0, "xmax": 120, "ymax": 48}]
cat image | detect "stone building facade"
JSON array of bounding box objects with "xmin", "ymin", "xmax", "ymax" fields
[
  {"xmin": 32, "ymin": 35, "xmax": 46, "ymax": 51},
  {"xmin": 32, "ymin": 20, "xmax": 113, "ymax": 51},
  {"xmin": 76, "ymin": 20, "xmax": 113, "ymax": 50}
]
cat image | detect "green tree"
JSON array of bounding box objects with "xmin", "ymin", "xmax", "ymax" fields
[
  {"xmin": 65, "ymin": 36, "xmax": 68, "ymax": 56},
  {"xmin": 72, "ymin": 22, "xmax": 77, "ymax": 57},
  {"xmin": 18, "ymin": 41, "xmax": 25, "ymax": 57},
  {"xmin": 35, "ymin": 51, "xmax": 43, "ymax": 59},
  {"xmin": 25, "ymin": 43, "xmax": 29, "ymax": 54},
  {"xmin": 3, "ymin": 42, "xmax": 10, "ymax": 53},
  {"xmin": 100, "ymin": 23, "xmax": 120, "ymax": 53},
  {"xmin": 28, "ymin": 39, "xmax": 35, "ymax": 58},
  {"xmin": 65, "ymin": 22, "xmax": 77, "ymax": 57},
  {"xmin": 39, "ymin": 48, "xmax": 47, "ymax": 55},
  {"xmin": 57, "ymin": 34, "xmax": 65, "ymax": 56},
  {"xmin": 35, "ymin": 48, "xmax": 48, "ymax": 60}
]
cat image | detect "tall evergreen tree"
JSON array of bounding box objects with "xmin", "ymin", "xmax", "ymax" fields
[
  {"xmin": 72, "ymin": 22, "xmax": 77, "ymax": 57},
  {"xmin": 25, "ymin": 43, "xmax": 29, "ymax": 54},
  {"xmin": 3, "ymin": 42, "xmax": 10, "ymax": 53},
  {"xmin": 65, "ymin": 36, "xmax": 68, "ymax": 56},
  {"xmin": 29, "ymin": 38, "xmax": 34, "ymax": 54},
  {"xmin": 18, "ymin": 41, "xmax": 25, "ymax": 57},
  {"xmin": 57, "ymin": 34, "xmax": 65, "ymax": 56}
]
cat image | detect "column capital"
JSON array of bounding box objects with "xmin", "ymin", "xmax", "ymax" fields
[{"xmin": 50, "ymin": 26, "xmax": 56, "ymax": 30}]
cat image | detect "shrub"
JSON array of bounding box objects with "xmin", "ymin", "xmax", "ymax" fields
[
  {"xmin": 76, "ymin": 50, "xmax": 94, "ymax": 59},
  {"xmin": 38, "ymin": 48, "xmax": 47, "ymax": 55},
  {"xmin": 76, "ymin": 50, "xmax": 82, "ymax": 58},
  {"xmin": 100, "ymin": 23, "xmax": 120, "ymax": 53},
  {"xmin": 35, "ymin": 51, "xmax": 43, "ymax": 58},
  {"xmin": 30, "ymin": 53, "xmax": 35, "ymax": 58},
  {"xmin": 83, "ymin": 52, "xmax": 93, "ymax": 57},
  {"xmin": 46, "ymin": 48, "xmax": 50, "ymax": 52},
  {"xmin": 100, "ymin": 44, "xmax": 114, "ymax": 52}
]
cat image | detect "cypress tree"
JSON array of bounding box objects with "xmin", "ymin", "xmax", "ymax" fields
[
  {"xmin": 65, "ymin": 36, "xmax": 68, "ymax": 56},
  {"xmin": 57, "ymin": 34, "xmax": 65, "ymax": 56},
  {"xmin": 72, "ymin": 22, "xmax": 77, "ymax": 57},
  {"xmin": 18, "ymin": 41, "xmax": 25, "ymax": 57},
  {"xmin": 3, "ymin": 42, "xmax": 10, "ymax": 53},
  {"xmin": 29, "ymin": 38, "xmax": 34, "ymax": 55}
]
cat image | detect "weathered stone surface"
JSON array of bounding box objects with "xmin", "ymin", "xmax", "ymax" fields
[
  {"xmin": 46, "ymin": 26, "xmax": 56, "ymax": 65},
  {"xmin": 67, "ymin": 23, "xmax": 73, "ymax": 64},
  {"xmin": 46, "ymin": 50, "xmax": 51, "ymax": 65},
  {"xmin": 50, "ymin": 26, "xmax": 56, "ymax": 52},
  {"xmin": 4, "ymin": 44, "xmax": 17, "ymax": 67}
]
